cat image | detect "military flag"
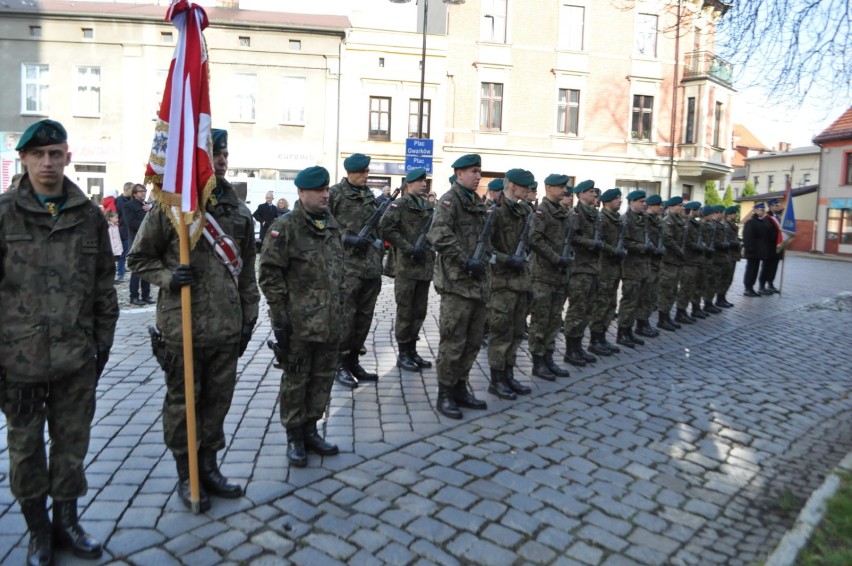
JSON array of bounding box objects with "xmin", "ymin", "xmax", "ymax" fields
[{"xmin": 777, "ymin": 165, "xmax": 797, "ymax": 253}]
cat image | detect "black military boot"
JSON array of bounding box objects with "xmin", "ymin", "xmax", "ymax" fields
[
  {"xmin": 396, "ymin": 342, "xmax": 419, "ymax": 372},
  {"xmin": 303, "ymin": 420, "xmax": 339, "ymax": 456},
  {"xmin": 635, "ymin": 320, "xmax": 659, "ymax": 338},
  {"xmin": 334, "ymin": 358, "xmax": 358, "ymax": 389},
  {"xmin": 454, "ymin": 381, "xmax": 487, "ymax": 410},
  {"xmin": 199, "ymin": 448, "xmax": 243, "ymax": 498},
  {"xmin": 577, "ymin": 336, "xmax": 598, "ymax": 363},
  {"xmin": 703, "ymin": 301, "xmax": 722, "ymax": 314},
  {"xmin": 657, "ymin": 311, "xmax": 678, "ymax": 331},
  {"xmin": 675, "ymin": 308, "xmax": 696, "ymax": 324},
  {"xmin": 626, "ymin": 326, "xmax": 645, "ymax": 346},
  {"xmin": 488, "ymin": 368, "xmax": 517, "ymax": 400},
  {"xmin": 349, "ymin": 352, "xmax": 378, "ymax": 382},
  {"xmin": 715, "ymin": 294, "xmax": 734, "ymax": 308},
  {"xmin": 409, "ymin": 340, "xmax": 432, "ymax": 368},
  {"xmin": 616, "ymin": 327, "xmax": 636, "ymax": 348},
  {"xmin": 744, "ymin": 287, "xmax": 761, "ymax": 297},
  {"xmin": 437, "ymin": 384, "xmax": 462, "ymax": 419},
  {"xmin": 563, "ymin": 337, "xmax": 588, "ymax": 367},
  {"xmin": 758, "ymin": 284, "xmax": 773, "ymax": 296},
  {"xmin": 767, "ymin": 283, "xmax": 779, "ymax": 294},
  {"xmin": 21, "ymin": 498, "xmax": 52, "ymax": 566},
  {"xmin": 175, "ymin": 453, "xmax": 211, "ymax": 512},
  {"xmin": 505, "ymin": 366, "xmax": 531, "ymax": 395},
  {"xmin": 545, "ymin": 352, "xmax": 571, "ymax": 377},
  {"xmin": 588, "ymin": 331, "xmax": 613, "ymax": 356},
  {"xmin": 286, "ymin": 427, "xmax": 308, "ymax": 467},
  {"xmin": 52, "ymin": 499, "xmax": 103, "ymax": 559},
  {"xmin": 532, "ymin": 355, "xmax": 556, "ymax": 381},
  {"xmin": 691, "ymin": 303, "xmax": 708, "ymax": 319}
]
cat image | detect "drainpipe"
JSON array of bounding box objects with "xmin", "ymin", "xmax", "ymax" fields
[{"xmin": 667, "ymin": 0, "xmax": 682, "ymax": 200}]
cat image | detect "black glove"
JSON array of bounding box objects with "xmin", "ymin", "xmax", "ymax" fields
[
  {"xmin": 615, "ymin": 248, "xmax": 627, "ymax": 258},
  {"xmin": 96, "ymin": 347, "xmax": 110, "ymax": 379},
  {"xmin": 465, "ymin": 257, "xmax": 486, "ymax": 280},
  {"xmin": 238, "ymin": 324, "xmax": 254, "ymax": 357},
  {"xmin": 344, "ymin": 234, "xmax": 370, "ymax": 253},
  {"xmin": 557, "ymin": 256, "xmax": 573, "ymax": 268},
  {"xmin": 169, "ymin": 264, "xmax": 195, "ymax": 292},
  {"xmin": 645, "ymin": 242, "xmax": 656, "ymax": 253},
  {"xmin": 655, "ymin": 246, "xmax": 666, "ymax": 256},
  {"xmin": 408, "ymin": 247, "xmax": 427, "ymax": 263},
  {"xmin": 506, "ymin": 255, "xmax": 525, "ymax": 272},
  {"xmin": 592, "ymin": 239, "xmax": 603, "ymax": 251},
  {"xmin": 272, "ymin": 315, "xmax": 293, "ymax": 353}
]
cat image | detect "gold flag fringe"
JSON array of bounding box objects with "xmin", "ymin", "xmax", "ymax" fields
[{"xmin": 145, "ymin": 172, "xmax": 217, "ymax": 251}]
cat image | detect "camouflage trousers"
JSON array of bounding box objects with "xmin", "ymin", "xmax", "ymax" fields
[
  {"xmin": 638, "ymin": 263, "xmax": 660, "ymax": 321},
  {"xmin": 528, "ymin": 283, "xmax": 567, "ymax": 356},
  {"xmin": 564, "ymin": 273, "xmax": 596, "ymax": 338},
  {"xmin": 703, "ymin": 259, "xmax": 724, "ymax": 303},
  {"xmin": 657, "ymin": 263, "xmax": 682, "ymax": 312},
  {"xmin": 340, "ymin": 276, "xmax": 382, "ymax": 354},
  {"xmin": 2, "ymin": 358, "xmax": 96, "ymax": 501},
  {"xmin": 394, "ymin": 277, "xmax": 431, "ymax": 343},
  {"xmin": 279, "ymin": 340, "xmax": 337, "ymax": 429},
  {"xmin": 717, "ymin": 259, "xmax": 737, "ymax": 296},
  {"xmin": 677, "ymin": 264, "xmax": 702, "ymax": 309},
  {"xmin": 617, "ymin": 275, "xmax": 649, "ymax": 328},
  {"xmin": 487, "ymin": 288, "xmax": 528, "ymax": 370},
  {"xmin": 163, "ymin": 342, "xmax": 239, "ymax": 456},
  {"xmin": 590, "ymin": 275, "xmax": 620, "ymax": 333},
  {"xmin": 436, "ymin": 293, "xmax": 486, "ymax": 387}
]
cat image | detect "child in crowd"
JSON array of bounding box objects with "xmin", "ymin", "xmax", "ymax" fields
[{"xmin": 106, "ymin": 210, "xmax": 124, "ymax": 279}]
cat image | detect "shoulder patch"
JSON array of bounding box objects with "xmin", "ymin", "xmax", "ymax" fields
[
  {"xmin": 390, "ymin": 203, "xmax": 398, "ymax": 209},
  {"xmin": 535, "ymin": 210, "xmax": 543, "ymax": 216},
  {"xmin": 269, "ymin": 230, "xmax": 280, "ymax": 239},
  {"xmin": 442, "ymin": 200, "xmax": 452, "ymax": 207}
]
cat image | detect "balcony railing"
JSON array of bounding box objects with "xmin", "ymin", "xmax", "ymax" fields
[{"xmin": 683, "ymin": 51, "xmax": 734, "ymax": 88}]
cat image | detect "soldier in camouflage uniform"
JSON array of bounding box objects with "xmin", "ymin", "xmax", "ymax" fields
[
  {"xmin": 0, "ymin": 120, "xmax": 118, "ymax": 564},
  {"xmin": 328, "ymin": 153, "xmax": 382, "ymax": 388},
  {"xmin": 562, "ymin": 180, "xmax": 602, "ymax": 365},
  {"xmin": 640, "ymin": 194, "xmax": 666, "ymax": 331},
  {"xmin": 379, "ymin": 168, "xmax": 435, "ymax": 372},
  {"xmin": 616, "ymin": 190, "xmax": 656, "ymax": 347},
  {"xmin": 677, "ymin": 201, "xmax": 708, "ymax": 321},
  {"xmin": 656, "ymin": 196, "xmax": 687, "ymax": 330},
  {"xmin": 426, "ymin": 154, "xmax": 490, "ymax": 420},
  {"xmin": 712, "ymin": 204, "xmax": 735, "ymax": 308},
  {"xmin": 698, "ymin": 206, "xmax": 723, "ymax": 315},
  {"xmin": 528, "ymin": 174, "xmax": 573, "ymax": 380},
  {"xmin": 588, "ymin": 188, "xmax": 625, "ymax": 355},
  {"xmin": 259, "ymin": 166, "xmax": 343, "ymax": 467},
  {"xmin": 129, "ymin": 129, "xmax": 259, "ymax": 511},
  {"xmin": 719, "ymin": 205, "xmax": 742, "ymax": 304},
  {"xmin": 486, "ymin": 169, "xmax": 536, "ymax": 399}
]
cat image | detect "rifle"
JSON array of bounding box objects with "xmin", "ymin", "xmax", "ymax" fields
[
  {"xmin": 643, "ymin": 213, "xmax": 654, "ymax": 252},
  {"xmin": 614, "ymin": 213, "xmax": 628, "ymax": 256},
  {"xmin": 680, "ymin": 215, "xmax": 689, "ymax": 256},
  {"xmin": 411, "ymin": 206, "xmax": 435, "ymax": 258},
  {"xmin": 513, "ymin": 209, "xmax": 535, "ymax": 258},
  {"xmin": 718, "ymin": 219, "xmax": 729, "ymax": 249},
  {"xmin": 345, "ymin": 188, "xmax": 401, "ymax": 252},
  {"xmin": 469, "ymin": 193, "xmax": 503, "ymax": 276},
  {"xmin": 694, "ymin": 218, "xmax": 705, "ymax": 252},
  {"xmin": 706, "ymin": 222, "xmax": 717, "ymax": 256},
  {"xmin": 655, "ymin": 216, "xmax": 666, "ymax": 255},
  {"xmin": 593, "ymin": 207, "xmax": 602, "ymax": 249},
  {"xmin": 560, "ymin": 210, "xmax": 575, "ymax": 263}
]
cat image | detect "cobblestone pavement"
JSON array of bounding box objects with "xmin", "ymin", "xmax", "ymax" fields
[{"xmin": 1, "ymin": 254, "xmax": 851, "ymax": 565}]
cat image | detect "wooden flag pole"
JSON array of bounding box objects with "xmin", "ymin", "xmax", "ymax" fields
[{"xmin": 178, "ymin": 216, "xmax": 201, "ymax": 513}]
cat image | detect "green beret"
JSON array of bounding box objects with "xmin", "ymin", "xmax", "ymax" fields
[
  {"xmin": 405, "ymin": 168, "xmax": 427, "ymax": 183},
  {"xmin": 684, "ymin": 201, "xmax": 701, "ymax": 211},
  {"xmin": 544, "ymin": 173, "xmax": 569, "ymax": 186},
  {"xmin": 572, "ymin": 179, "xmax": 595, "ymax": 194},
  {"xmin": 700, "ymin": 205, "xmax": 713, "ymax": 217},
  {"xmin": 448, "ymin": 174, "xmax": 457, "ymax": 185},
  {"xmin": 529, "ymin": 181, "xmax": 538, "ymax": 190},
  {"xmin": 594, "ymin": 188, "xmax": 601, "ymax": 196},
  {"xmin": 451, "ymin": 154, "xmax": 481, "ymax": 170},
  {"xmin": 725, "ymin": 205, "xmax": 739, "ymax": 215},
  {"xmin": 294, "ymin": 166, "xmax": 330, "ymax": 190},
  {"xmin": 564, "ymin": 187, "xmax": 574, "ymax": 196},
  {"xmin": 16, "ymin": 119, "xmax": 68, "ymax": 151},
  {"xmin": 505, "ymin": 168, "xmax": 535, "ymax": 188},
  {"xmin": 646, "ymin": 194, "xmax": 663, "ymax": 206},
  {"xmin": 600, "ymin": 188, "xmax": 622, "ymax": 203},
  {"xmin": 713, "ymin": 205, "xmax": 726, "ymax": 214},
  {"xmin": 626, "ymin": 190, "xmax": 646, "ymax": 202},
  {"xmin": 211, "ymin": 129, "xmax": 228, "ymax": 152},
  {"xmin": 344, "ymin": 153, "xmax": 371, "ymax": 172},
  {"xmin": 487, "ymin": 178, "xmax": 504, "ymax": 192},
  {"xmin": 666, "ymin": 196, "xmax": 684, "ymax": 207}
]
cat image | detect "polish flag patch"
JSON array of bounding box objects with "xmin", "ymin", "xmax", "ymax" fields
[
  {"xmin": 535, "ymin": 210, "xmax": 543, "ymax": 216},
  {"xmin": 390, "ymin": 203, "xmax": 398, "ymax": 208},
  {"xmin": 442, "ymin": 200, "xmax": 452, "ymax": 207},
  {"xmin": 269, "ymin": 230, "xmax": 280, "ymax": 239}
]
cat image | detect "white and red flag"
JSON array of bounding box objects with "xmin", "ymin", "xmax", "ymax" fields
[{"xmin": 145, "ymin": 0, "xmax": 215, "ymax": 247}]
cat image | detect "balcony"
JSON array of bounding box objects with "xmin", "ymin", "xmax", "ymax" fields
[{"xmin": 683, "ymin": 51, "xmax": 734, "ymax": 88}]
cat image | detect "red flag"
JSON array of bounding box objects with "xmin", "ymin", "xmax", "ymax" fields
[{"xmin": 145, "ymin": 1, "xmax": 215, "ymax": 246}]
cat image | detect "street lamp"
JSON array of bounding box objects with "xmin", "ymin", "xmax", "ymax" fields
[{"xmin": 389, "ymin": 0, "xmax": 465, "ymax": 139}]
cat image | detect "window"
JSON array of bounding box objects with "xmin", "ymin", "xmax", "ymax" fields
[
  {"xmin": 239, "ymin": 36, "xmax": 250, "ymax": 47},
  {"xmin": 684, "ymin": 97, "xmax": 696, "ymax": 143},
  {"xmin": 631, "ymin": 95, "xmax": 653, "ymax": 141},
  {"xmin": 281, "ymin": 77, "xmax": 306, "ymax": 125},
  {"xmin": 617, "ymin": 179, "xmax": 661, "ymax": 194},
  {"xmin": 845, "ymin": 152, "xmax": 852, "ymax": 185},
  {"xmin": 635, "ymin": 13, "xmax": 658, "ymax": 57},
  {"xmin": 234, "ymin": 73, "xmax": 257, "ymax": 121},
  {"xmin": 369, "ymin": 96, "xmax": 391, "ymax": 141},
  {"xmin": 22, "ymin": 64, "xmax": 49, "ymax": 114},
  {"xmin": 379, "ymin": 57, "xmax": 385, "ymax": 67},
  {"xmin": 479, "ymin": 82, "xmax": 503, "ymax": 130},
  {"xmin": 161, "ymin": 31, "xmax": 173, "ymax": 43},
  {"xmin": 408, "ymin": 99, "xmax": 431, "ymax": 139},
  {"xmin": 289, "ymin": 39, "xmax": 301, "ymax": 50},
  {"xmin": 754, "ymin": 176, "xmax": 759, "ymax": 187},
  {"xmin": 557, "ymin": 88, "xmax": 580, "ymax": 136},
  {"xmin": 74, "ymin": 66, "xmax": 101, "ymax": 116},
  {"xmin": 682, "ymin": 184, "xmax": 693, "ymax": 201},
  {"xmin": 713, "ymin": 101, "xmax": 723, "ymax": 147},
  {"xmin": 558, "ymin": 5, "xmax": 585, "ymax": 51},
  {"xmin": 82, "ymin": 28, "xmax": 93, "ymax": 39},
  {"xmin": 803, "ymin": 173, "xmax": 811, "ymax": 185},
  {"xmin": 30, "ymin": 26, "xmax": 41, "ymax": 38},
  {"xmin": 768, "ymin": 175, "xmax": 774, "ymax": 190},
  {"xmin": 481, "ymin": 0, "xmax": 507, "ymax": 43}
]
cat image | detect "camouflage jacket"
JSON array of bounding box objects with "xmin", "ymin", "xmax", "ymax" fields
[
  {"xmin": 128, "ymin": 179, "xmax": 259, "ymax": 347},
  {"xmin": 599, "ymin": 207, "xmax": 622, "ymax": 280},
  {"xmin": 0, "ymin": 176, "xmax": 118, "ymax": 381},
  {"xmin": 328, "ymin": 178, "xmax": 383, "ymax": 280},
  {"xmin": 662, "ymin": 212, "xmax": 687, "ymax": 266},
  {"xmin": 379, "ymin": 192, "xmax": 435, "ymax": 281},
  {"xmin": 647, "ymin": 212, "xmax": 664, "ymax": 267},
  {"xmin": 700, "ymin": 219, "xmax": 718, "ymax": 261},
  {"xmin": 571, "ymin": 204, "xmax": 600, "ymax": 276},
  {"xmin": 684, "ymin": 217, "xmax": 706, "ymax": 266},
  {"xmin": 490, "ymin": 199, "xmax": 531, "ymax": 292},
  {"xmin": 621, "ymin": 210, "xmax": 650, "ymax": 280},
  {"xmin": 711, "ymin": 218, "xmax": 730, "ymax": 263},
  {"xmin": 258, "ymin": 201, "xmax": 344, "ymax": 343},
  {"xmin": 529, "ymin": 198, "xmax": 570, "ymax": 286},
  {"xmin": 427, "ymin": 182, "xmax": 489, "ymax": 300},
  {"xmin": 727, "ymin": 220, "xmax": 742, "ymax": 261}
]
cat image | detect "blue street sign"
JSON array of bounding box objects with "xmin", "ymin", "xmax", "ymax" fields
[{"xmin": 405, "ymin": 138, "xmax": 433, "ymax": 174}]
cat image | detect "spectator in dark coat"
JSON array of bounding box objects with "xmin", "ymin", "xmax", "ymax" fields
[
  {"xmin": 742, "ymin": 203, "xmax": 776, "ymax": 297},
  {"xmin": 125, "ymin": 184, "xmax": 153, "ymax": 305},
  {"xmin": 253, "ymin": 191, "xmax": 278, "ymax": 243},
  {"xmin": 114, "ymin": 182, "xmax": 134, "ymax": 281}
]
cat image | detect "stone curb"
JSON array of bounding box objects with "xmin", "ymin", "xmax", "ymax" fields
[{"xmin": 765, "ymin": 449, "xmax": 852, "ymax": 566}]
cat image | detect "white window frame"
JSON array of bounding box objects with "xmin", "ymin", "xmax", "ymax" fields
[
  {"xmin": 635, "ymin": 13, "xmax": 658, "ymax": 58},
  {"xmin": 479, "ymin": 82, "xmax": 503, "ymax": 131},
  {"xmin": 631, "ymin": 94, "xmax": 654, "ymax": 141},
  {"xmin": 21, "ymin": 63, "xmax": 49, "ymax": 115},
  {"xmin": 233, "ymin": 73, "xmax": 257, "ymax": 122},
  {"xmin": 556, "ymin": 88, "xmax": 580, "ymax": 136},
  {"xmin": 280, "ymin": 76, "xmax": 306, "ymax": 125},
  {"xmin": 74, "ymin": 66, "xmax": 101, "ymax": 117},
  {"xmin": 480, "ymin": 0, "xmax": 507, "ymax": 43},
  {"xmin": 558, "ymin": 5, "xmax": 585, "ymax": 51}
]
